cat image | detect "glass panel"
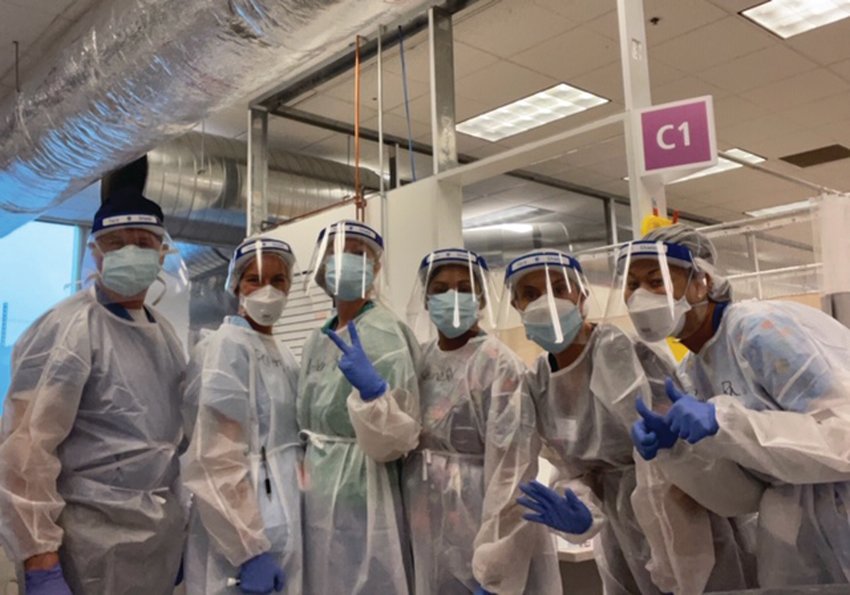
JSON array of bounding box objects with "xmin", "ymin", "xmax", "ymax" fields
[{"xmin": 0, "ymin": 221, "xmax": 79, "ymax": 405}]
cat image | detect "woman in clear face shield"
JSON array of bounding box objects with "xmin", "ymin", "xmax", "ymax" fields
[
  {"xmin": 625, "ymin": 224, "xmax": 850, "ymax": 588},
  {"xmin": 183, "ymin": 237, "xmax": 302, "ymax": 595},
  {"xmin": 403, "ymin": 249, "xmax": 560, "ymax": 595},
  {"xmin": 505, "ymin": 249, "xmax": 754, "ymax": 595},
  {"xmin": 299, "ymin": 219, "xmax": 421, "ymax": 595}
]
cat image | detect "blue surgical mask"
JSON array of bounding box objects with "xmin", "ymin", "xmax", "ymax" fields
[
  {"xmin": 427, "ymin": 291, "xmax": 479, "ymax": 338},
  {"xmin": 324, "ymin": 252, "xmax": 375, "ymax": 300},
  {"xmin": 101, "ymin": 245, "xmax": 162, "ymax": 297},
  {"xmin": 521, "ymin": 296, "xmax": 583, "ymax": 353}
]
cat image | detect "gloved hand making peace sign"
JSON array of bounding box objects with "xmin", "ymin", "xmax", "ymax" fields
[{"xmin": 325, "ymin": 321, "xmax": 388, "ymax": 401}]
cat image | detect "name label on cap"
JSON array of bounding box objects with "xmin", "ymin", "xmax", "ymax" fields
[{"xmin": 102, "ymin": 214, "xmax": 160, "ymax": 227}]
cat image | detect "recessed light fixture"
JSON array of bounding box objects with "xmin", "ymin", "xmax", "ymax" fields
[
  {"xmin": 457, "ymin": 83, "xmax": 609, "ymax": 142},
  {"xmin": 670, "ymin": 148, "xmax": 765, "ymax": 184},
  {"xmin": 741, "ymin": 0, "xmax": 850, "ymax": 39},
  {"xmin": 745, "ymin": 199, "xmax": 812, "ymax": 217}
]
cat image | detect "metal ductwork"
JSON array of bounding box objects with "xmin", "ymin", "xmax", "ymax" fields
[
  {"xmin": 0, "ymin": 0, "xmax": 435, "ymax": 237},
  {"xmin": 129, "ymin": 132, "xmax": 381, "ymax": 245},
  {"xmin": 463, "ymin": 222, "xmax": 582, "ymax": 268}
]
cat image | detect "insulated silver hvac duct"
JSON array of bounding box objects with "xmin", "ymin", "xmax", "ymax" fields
[
  {"xmin": 139, "ymin": 132, "xmax": 381, "ymax": 245},
  {"xmin": 0, "ymin": 0, "xmax": 435, "ymax": 237}
]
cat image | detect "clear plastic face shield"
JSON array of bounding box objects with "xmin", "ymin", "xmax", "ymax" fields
[
  {"xmin": 82, "ymin": 222, "xmax": 188, "ymax": 306},
  {"xmin": 608, "ymin": 240, "xmax": 707, "ymax": 343},
  {"xmin": 226, "ymin": 237, "xmax": 296, "ymax": 327},
  {"xmin": 406, "ymin": 249, "xmax": 496, "ymax": 342},
  {"xmin": 498, "ymin": 251, "xmax": 593, "ymax": 354},
  {"xmin": 305, "ymin": 220, "xmax": 384, "ymax": 302}
]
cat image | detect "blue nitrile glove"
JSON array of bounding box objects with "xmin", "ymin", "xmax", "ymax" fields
[
  {"xmin": 664, "ymin": 377, "xmax": 719, "ymax": 444},
  {"xmin": 24, "ymin": 564, "xmax": 72, "ymax": 595},
  {"xmin": 238, "ymin": 553, "xmax": 285, "ymax": 594},
  {"xmin": 474, "ymin": 586, "xmax": 496, "ymax": 595},
  {"xmin": 517, "ymin": 480, "xmax": 592, "ymax": 535},
  {"xmin": 631, "ymin": 395, "xmax": 679, "ymax": 460},
  {"xmin": 325, "ymin": 321, "xmax": 388, "ymax": 401}
]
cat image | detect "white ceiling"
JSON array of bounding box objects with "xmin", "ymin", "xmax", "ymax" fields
[{"xmin": 5, "ymin": 0, "xmax": 850, "ymax": 232}]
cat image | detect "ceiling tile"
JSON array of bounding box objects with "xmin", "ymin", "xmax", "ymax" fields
[
  {"xmin": 743, "ymin": 68, "xmax": 850, "ymax": 111},
  {"xmin": 268, "ymin": 120, "xmax": 335, "ymax": 152},
  {"xmin": 718, "ymin": 112, "xmax": 807, "ymax": 148},
  {"xmin": 295, "ymin": 93, "xmax": 377, "ymax": 124},
  {"xmin": 571, "ymin": 62, "xmax": 625, "ymax": 104},
  {"xmin": 651, "ymin": 16, "xmax": 775, "ymax": 72},
  {"xmin": 651, "ymin": 76, "xmax": 729, "ymax": 104},
  {"xmin": 324, "ymin": 65, "xmax": 429, "ymax": 112},
  {"xmin": 584, "ymin": 9, "xmax": 618, "ymax": 40},
  {"xmin": 745, "ymin": 129, "xmax": 838, "ymax": 161},
  {"xmin": 362, "ymin": 112, "xmax": 431, "ymax": 144},
  {"xmin": 713, "ymin": 95, "xmax": 766, "ymax": 129},
  {"xmin": 704, "ymin": 0, "xmax": 764, "ymax": 15},
  {"xmin": 642, "ymin": 0, "xmax": 727, "ymax": 45},
  {"xmin": 786, "ymin": 18, "xmax": 850, "ymax": 66},
  {"xmin": 699, "ymin": 45, "xmax": 816, "ymax": 92},
  {"xmin": 531, "ymin": 0, "xmax": 615, "ymax": 24},
  {"xmin": 381, "ymin": 40, "xmax": 500, "ymax": 84},
  {"xmin": 780, "ymin": 92, "xmax": 850, "ymax": 130},
  {"xmin": 454, "ymin": 61, "xmax": 556, "ymax": 109},
  {"xmin": 830, "ymin": 58, "xmax": 850, "ymax": 83},
  {"xmin": 512, "ymin": 27, "xmax": 620, "ymax": 80},
  {"xmin": 454, "ymin": 0, "xmax": 575, "ymax": 58}
]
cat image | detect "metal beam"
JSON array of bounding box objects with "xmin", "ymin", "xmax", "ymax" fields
[
  {"xmin": 428, "ymin": 6, "xmax": 458, "ymax": 174},
  {"xmin": 247, "ymin": 107, "xmax": 269, "ymax": 235},
  {"xmin": 617, "ymin": 0, "xmax": 665, "ymax": 234}
]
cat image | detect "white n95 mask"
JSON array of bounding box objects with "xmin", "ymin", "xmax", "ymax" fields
[
  {"xmin": 241, "ymin": 285, "xmax": 287, "ymax": 326},
  {"xmin": 627, "ymin": 288, "xmax": 691, "ymax": 343}
]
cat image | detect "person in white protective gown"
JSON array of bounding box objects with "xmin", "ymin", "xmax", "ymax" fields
[
  {"xmin": 183, "ymin": 237, "xmax": 302, "ymax": 595},
  {"xmin": 0, "ymin": 188, "xmax": 187, "ymax": 595},
  {"xmin": 298, "ymin": 219, "xmax": 421, "ymax": 595},
  {"xmin": 402, "ymin": 248, "xmax": 561, "ymax": 595},
  {"xmin": 505, "ymin": 249, "xmax": 754, "ymax": 595},
  {"xmin": 625, "ymin": 223, "xmax": 850, "ymax": 588}
]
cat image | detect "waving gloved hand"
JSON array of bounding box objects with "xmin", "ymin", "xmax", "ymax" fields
[
  {"xmin": 631, "ymin": 395, "xmax": 679, "ymax": 460},
  {"xmin": 517, "ymin": 480, "xmax": 592, "ymax": 535},
  {"xmin": 238, "ymin": 553, "xmax": 285, "ymax": 594},
  {"xmin": 664, "ymin": 377, "xmax": 718, "ymax": 444},
  {"xmin": 325, "ymin": 321, "xmax": 388, "ymax": 401},
  {"xmin": 24, "ymin": 564, "xmax": 72, "ymax": 595}
]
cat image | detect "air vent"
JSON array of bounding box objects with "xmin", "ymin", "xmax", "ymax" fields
[{"xmin": 780, "ymin": 144, "xmax": 850, "ymax": 168}]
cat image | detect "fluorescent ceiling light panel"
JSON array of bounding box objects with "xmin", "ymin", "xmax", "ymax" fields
[
  {"xmin": 746, "ymin": 199, "xmax": 812, "ymax": 217},
  {"xmin": 741, "ymin": 0, "xmax": 850, "ymax": 39},
  {"xmin": 457, "ymin": 84, "xmax": 609, "ymax": 142},
  {"xmin": 671, "ymin": 148, "xmax": 765, "ymax": 184}
]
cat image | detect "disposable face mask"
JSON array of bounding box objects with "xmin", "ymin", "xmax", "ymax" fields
[
  {"xmin": 627, "ymin": 287, "xmax": 691, "ymax": 343},
  {"xmin": 101, "ymin": 245, "xmax": 162, "ymax": 297},
  {"xmin": 241, "ymin": 285, "xmax": 287, "ymax": 326},
  {"xmin": 521, "ymin": 296, "xmax": 583, "ymax": 353},
  {"xmin": 427, "ymin": 291, "xmax": 479, "ymax": 339},
  {"xmin": 324, "ymin": 252, "xmax": 375, "ymax": 300}
]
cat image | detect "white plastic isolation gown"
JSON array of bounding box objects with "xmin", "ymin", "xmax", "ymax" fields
[
  {"xmin": 657, "ymin": 300, "xmax": 850, "ymax": 587},
  {"xmin": 403, "ymin": 334, "xmax": 561, "ymax": 595},
  {"xmin": 183, "ymin": 316, "xmax": 303, "ymax": 594},
  {"xmin": 0, "ymin": 287, "xmax": 186, "ymax": 595},
  {"xmin": 297, "ymin": 303, "xmax": 421, "ymax": 595},
  {"xmin": 527, "ymin": 324, "xmax": 754, "ymax": 595}
]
